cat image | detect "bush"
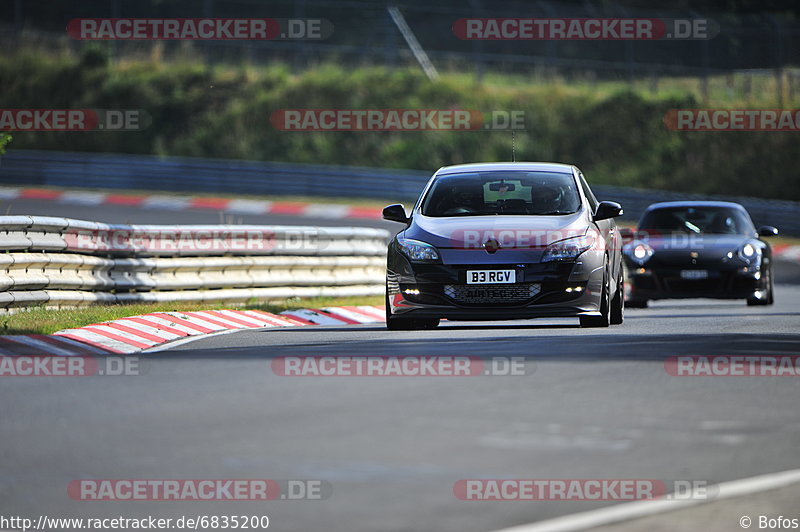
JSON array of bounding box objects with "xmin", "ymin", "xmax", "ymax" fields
[{"xmin": 0, "ymin": 53, "xmax": 797, "ymax": 200}]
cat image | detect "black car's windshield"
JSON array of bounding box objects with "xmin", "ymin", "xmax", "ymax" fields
[
  {"xmin": 421, "ymin": 171, "xmax": 580, "ymax": 217},
  {"xmin": 639, "ymin": 206, "xmax": 755, "ymax": 235}
]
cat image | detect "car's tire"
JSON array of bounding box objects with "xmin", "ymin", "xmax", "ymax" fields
[
  {"xmin": 386, "ymin": 314, "xmax": 412, "ymax": 330},
  {"xmin": 610, "ymin": 267, "xmax": 624, "ymax": 325},
  {"xmin": 747, "ymin": 265, "xmax": 774, "ymax": 306},
  {"xmin": 626, "ymin": 298, "xmax": 648, "ymax": 308},
  {"xmin": 767, "ymin": 265, "xmax": 775, "ymax": 305},
  {"xmin": 387, "ymin": 316, "xmax": 440, "ymax": 330},
  {"xmin": 580, "ymin": 267, "xmax": 610, "ymax": 328},
  {"xmin": 385, "ymin": 291, "xmax": 440, "ymax": 330}
]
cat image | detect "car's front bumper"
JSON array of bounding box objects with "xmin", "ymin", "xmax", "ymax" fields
[
  {"xmin": 387, "ymin": 252, "xmax": 606, "ymax": 320},
  {"xmin": 625, "ymin": 261, "xmax": 766, "ymax": 300}
]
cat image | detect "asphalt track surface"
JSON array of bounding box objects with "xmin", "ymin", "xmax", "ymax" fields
[{"xmin": 2, "ymin": 198, "xmax": 800, "ymax": 532}]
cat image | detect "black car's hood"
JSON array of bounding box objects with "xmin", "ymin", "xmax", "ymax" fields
[
  {"xmin": 404, "ymin": 211, "xmax": 590, "ymax": 264},
  {"xmin": 644, "ymin": 233, "xmax": 754, "ymax": 263},
  {"xmin": 407, "ymin": 212, "xmax": 589, "ymax": 247}
]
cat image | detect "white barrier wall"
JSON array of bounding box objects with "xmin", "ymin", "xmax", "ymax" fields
[{"xmin": 0, "ymin": 216, "xmax": 390, "ymax": 309}]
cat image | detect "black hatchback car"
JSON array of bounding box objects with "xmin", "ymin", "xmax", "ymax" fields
[
  {"xmin": 382, "ymin": 162, "xmax": 625, "ymax": 329},
  {"xmin": 623, "ymin": 201, "xmax": 778, "ymax": 307}
]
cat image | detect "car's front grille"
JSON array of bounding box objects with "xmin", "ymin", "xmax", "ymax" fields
[
  {"xmin": 661, "ymin": 276, "xmax": 726, "ymax": 293},
  {"xmin": 443, "ymin": 283, "xmax": 541, "ymax": 305}
]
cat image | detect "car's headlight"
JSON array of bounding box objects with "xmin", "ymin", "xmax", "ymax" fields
[
  {"xmin": 738, "ymin": 242, "xmax": 760, "ymax": 262},
  {"xmin": 396, "ymin": 237, "xmax": 441, "ymax": 263},
  {"xmin": 633, "ymin": 242, "xmax": 654, "ymax": 261},
  {"xmin": 541, "ymin": 234, "xmax": 595, "ymax": 262},
  {"xmin": 623, "ymin": 241, "xmax": 654, "ymax": 264}
]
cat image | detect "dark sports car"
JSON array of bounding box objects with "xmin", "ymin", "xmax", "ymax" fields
[
  {"xmin": 382, "ymin": 162, "xmax": 625, "ymax": 329},
  {"xmin": 622, "ymin": 201, "xmax": 778, "ymax": 308}
]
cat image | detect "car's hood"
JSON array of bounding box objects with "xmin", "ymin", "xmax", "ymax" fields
[
  {"xmin": 638, "ymin": 233, "xmax": 753, "ymax": 263},
  {"xmin": 404, "ymin": 212, "xmax": 590, "ymax": 265},
  {"xmin": 406, "ymin": 212, "xmax": 589, "ymax": 249}
]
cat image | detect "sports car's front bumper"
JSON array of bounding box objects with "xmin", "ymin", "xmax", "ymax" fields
[{"xmin": 625, "ymin": 260, "xmax": 766, "ymax": 300}]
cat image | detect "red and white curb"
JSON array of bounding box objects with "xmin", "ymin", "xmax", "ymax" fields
[
  {"xmin": 773, "ymin": 244, "xmax": 800, "ymax": 263},
  {"xmin": 0, "ymin": 306, "xmax": 386, "ymax": 356},
  {"xmin": 0, "ymin": 187, "xmax": 384, "ymax": 220}
]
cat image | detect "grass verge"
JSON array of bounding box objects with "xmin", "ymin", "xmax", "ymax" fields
[{"xmin": 0, "ymin": 295, "xmax": 384, "ymax": 336}]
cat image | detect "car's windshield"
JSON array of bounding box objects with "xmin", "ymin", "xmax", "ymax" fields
[
  {"xmin": 420, "ymin": 171, "xmax": 581, "ymax": 217},
  {"xmin": 639, "ymin": 206, "xmax": 755, "ymax": 235}
]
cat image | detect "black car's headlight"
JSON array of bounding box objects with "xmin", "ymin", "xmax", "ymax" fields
[
  {"xmin": 624, "ymin": 242, "xmax": 654, "ymax": 265},
  {"xmin": 541, "ymin": 234, "xmax": 596, "ymax": 262},
  {"xmin": 396, "ymin": 236, "xmax": 441, "ymax": 263},
  {"xmin": 738, "ymin": 242, "xmax": 761, "ymax": 263}
]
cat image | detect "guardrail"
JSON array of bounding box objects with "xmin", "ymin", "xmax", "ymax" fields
[
  {"xmin": 1, "ymin": 150, "xmax": 798, "ymax": 235},
  {"xmin": 0, "ymin": 216, "xmax": 389, "ymax": 309}
]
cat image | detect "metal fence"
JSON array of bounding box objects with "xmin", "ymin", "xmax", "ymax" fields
[
  {"xmin": 4, "ymin": 0, "xmax": 800, "ymax": 101},
  {"xmin": 0, "ymin": 214, "xmax": 388, "ymax": 309},
  {"xmin": 1, "ymin": 149, "xmax": 798, "ymax": 235}
]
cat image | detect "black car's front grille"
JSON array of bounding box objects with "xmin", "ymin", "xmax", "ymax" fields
[
  {"xmin": 662, "ymin": 277, "xmax": 726, "ymax": 293},
  {"xmin": 443, "ymin": 283, "xmax": 541, "ymax": 305}
]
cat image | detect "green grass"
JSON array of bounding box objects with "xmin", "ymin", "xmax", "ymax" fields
[{"xmin": 0, "ymin": 295, "xmax": 384, "ymax": 336}]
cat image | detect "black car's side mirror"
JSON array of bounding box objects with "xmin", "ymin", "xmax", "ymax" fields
[
  {"xmin": 594, "ymin": 201, "xmax": 624, "ymax": 221},
  {"xmin": 382, "ymin": 204, "xmax": 409, "ymax": 224},
  {"xmin": 758, "ymin": 225, "xmax": 779, "ymax": 237}
]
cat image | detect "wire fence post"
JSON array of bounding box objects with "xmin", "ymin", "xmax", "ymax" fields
[{"xmin": 766, "ymin": 14, "xmax": 785, "ymax": 107}]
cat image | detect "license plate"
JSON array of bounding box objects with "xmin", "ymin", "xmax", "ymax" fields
[
  {"xmin": 680, "ymin": 269, "xmax": 708, "ymax": 280},
  {"xmin": 467, "ymin": 270, "xmax": 516, "ymax": 284}
]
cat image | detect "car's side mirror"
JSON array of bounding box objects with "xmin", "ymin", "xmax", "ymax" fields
[
  {"xmin": 758, "ymin": 225, "xmax": 779, "ymax": 237},
  {"xmin": 382, "ymin": 204, "xmax": 409, "ymax": 224},
  {"xmin": 594, "ymin": 201, "xmax": 623, "ymax": 221}
]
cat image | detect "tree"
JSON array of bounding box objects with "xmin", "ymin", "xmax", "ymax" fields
[{"xmin": 0, "ymin": 134, "xmax": 11, "ymax": 155}]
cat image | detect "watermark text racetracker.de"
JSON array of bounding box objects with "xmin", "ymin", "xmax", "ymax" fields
[
  {"xmin": 270, "ymin": 109, "xmax": 527, "ymax": 131},
  {"xmin": 272, "ymin": 355, "xmax": 532, "ymax": 376},
  {"xmin": 665, "ymin": 356, "xmax": 800, "ymax": 377},
  {"xmin": 454, "ymin": 479, "xmax": 717, "ymax": 501},
  {"xmin": 445, "ymin": 227, "xmax": 705, "ymax": 253},
  {"xmin": 0, "ymin": 109, "xmax": 149, "ymax": 132},
  {"xmin": 452, "ymin": 18, "xmax": 718, "ymax": 40},
  {"xmin": 663, "ymin": 109, "xmax": 800, "ymax": 131},
  {"xmin": 0, "ymin": 356, "xmax": 140, "ymax": 377},
  {"xmin": 67, "ymin": 18, "xmax": 333, "ymax": 40},
  {"xmin": 64, "ymin": 227, "xmax": 328, "ymax": 254},
  {"xmin": 68, "ymin": 479, "xmax": 331, "ymax": 501}
]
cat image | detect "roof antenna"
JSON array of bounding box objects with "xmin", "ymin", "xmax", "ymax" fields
[{"xmin": 511, "ymin": 130, "xmax": 516, "ymax": 162}]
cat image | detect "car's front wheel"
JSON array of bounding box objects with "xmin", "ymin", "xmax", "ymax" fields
[
  {"xmin": 610, "ymin": 267, "xmax": 624, "ymax": 325},
  {"xmin": 747, "ymin": 264, "xmax": 774, "ymax": 306}
]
